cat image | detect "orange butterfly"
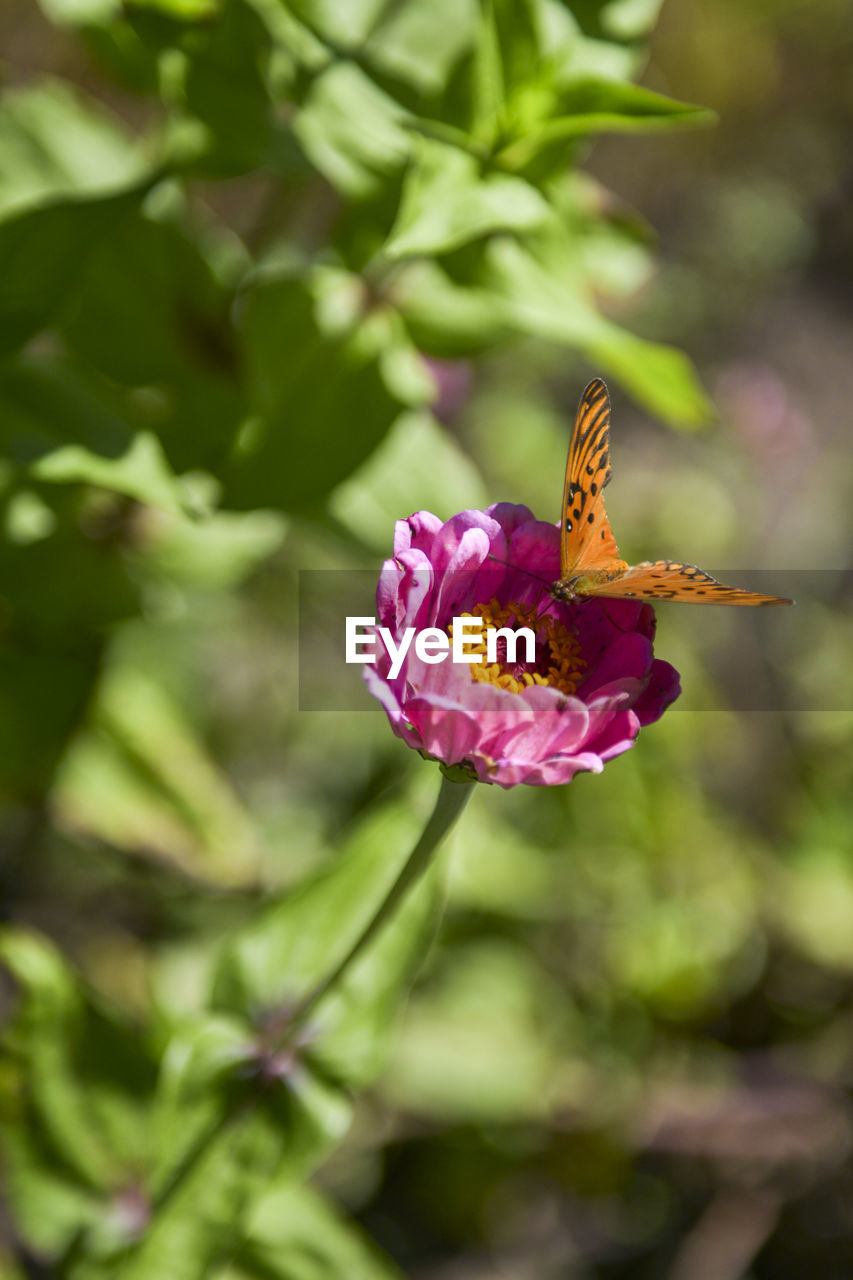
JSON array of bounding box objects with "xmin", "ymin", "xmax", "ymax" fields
[{"xmin": 551, "ymin": 378, "xmax": 793, "ymax": 606}]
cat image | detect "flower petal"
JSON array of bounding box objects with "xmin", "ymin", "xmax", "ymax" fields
[
  {"xmin": 403, "ymin": 693, "xmax": 484, "ymax": 764},
  {"xmin": 394, "ymin": 511, "xmax": 444, "ymax": 557}
]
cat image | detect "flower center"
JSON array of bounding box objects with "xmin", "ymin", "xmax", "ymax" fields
[{"xmin": 448, "ymin": 598, "xmax": 585, "ymax": 697}]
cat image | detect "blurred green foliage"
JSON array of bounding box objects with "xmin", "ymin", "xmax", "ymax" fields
[{"xmin": 0, "ymin": 0, "xmax": 851, "ymax": 1277}]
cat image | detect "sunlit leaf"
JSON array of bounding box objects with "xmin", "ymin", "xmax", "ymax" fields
[
  {"xmin": 499, "ymin": 77, "xmax": 715, "ymax": 168},
  {"xmin": 384, "ymin": 136, "xmax": 550, "ymax": 258},
  {"xmin": 486, "ymin": 235, "xmax": 713, "ymax": 426},
  {"xmin": 284, "ymin": 0, "xmax": 387, "ymax": 48},
  {"xmin": 0, "ymin": 79, "xmax": 147, "ymax": 220},
  {"xmin": 294, "ymin": 62, "xmax": 411, "ymax": 196},
  {"xmin": 129, "ymin": 0, "xmax": 220, "ymax": 16},
  {"xmin": 241, "ymin": 1180, "xmax": 403, "ymax": 1279},
  {"xmin": 393, "ymin": 259, "xmax": 510, "ymax": 356},
  {"xmin": 94, "ymin": 665, "xmax": 259, "ymax": 882},
  {"xmin": 366, "ymin": 0, "xmax": 476, "ymax": 95},
  {"xmin": 37, "ymin": 0, "xmax": 121, "ymax": 21},
  {"xmin": 331, "ymin": 410, "xmax": 488, "ymax": 548}
]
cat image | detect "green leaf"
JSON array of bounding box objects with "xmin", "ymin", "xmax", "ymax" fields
[
  {"xmin": 486, "ymin": 234, "xmax": 713, "ymax": 427},
  {"xmin": 224, "ymin": 269, "xmax": 414, "ymax": 511},
  {"xmin": 384, "ymin": 137, "xmax": 550, "ymax": 259},
  {"xmin": 0, "ymin": 1117, "xmax": 101, "ymax": 1259},
  {"xmin": 177, "ymin": 0, "xmax": 278, "ymax": 175},
  {"xmin": 433, "ymin": 0, "xmax": 550, "ymax": 144},
  {"xmin": 0, "ymin": 80, "xmax": 156, "ymax": 352},
  {"xmin": 149, "ymin": 1014, "xmax": 256, "ymax": 1190},
  {"xmin": 569, "ymin": 0, "xmax": 665, "ymax": 42},
  {"xmin": 0, "ymin": 928, "xmax": 157, "ymax": 1201},
  {"xmin": 0, "ymin": 493, "xmax": 141, "ymax": 796},
  {"xmin": 0, "ymin": 646, "xmax": 99, "ymax": 799},
  {"xmin": 33, "ymin": 8, "xmax": 161, "ymax": 93},
  {"xmin": 0, "ymin": 359, "xmax": 184, "ymax": 512},
  {"xmin": 241, "ymin": 1180, "xmax": 403, "ymax": 1279},
  {"xmin": 242, "ymin": 0, "xmax": 329, "ymax": 73},
  {"xmin": 214, "ymin": 790, "xmax": 441, "ymax": 1086},
  {"xmin": 93, "ymin": 665, "xmax": 259, "ymax": 884},
  {"xmin": 0, "ymin": 495, "xmax": 139, "ymax": 643},
  {"xmin": 293, "ymin": 62, "xmax": 411, "ymax": 197},
  {"xmin": 128, "ymin": 1016, "xmax": 351, "ymax": 1280},
  {"xmin": 284, "ymin": 0, "xmax": 387, "ymax": 47},
  {"xmin": 59, "ymin": 212, "xmax": 235, "ymax": 387},
  {"xmin": 37, "ymin": 0, "xmax": 121, "ymax": 21},
  {"xmin": 58, "ymin": 211, "xmax": 245, "ymax": 474},
  {"xmin": 124, "ymin": 1110, "xmax": 284, "ymax": 1280},
  {"xmin": 499, "ymin": 76, "xmax": 715, "ymax": 169},
  {"xmin": 366, "ymin": 0, "xmax": 477, "ymax": 96},
  {"xmin": 393, "ymin": 259, "xmax": 510, "ymax": 356},
  {"xmin": 54, "ymin": 728, "xmax": 234, "ymax": 878},
  {"xmin": 129, "ymin": 0, "xmax": 220, "ymax": 16},
  {"xmin": 470, "ymin": 0, "xmax": 506, "ymax": 143},
  {"xmin": 0, "ymin": 187, "xmax": 146, "ymax": 356},
  {"xmin": 142, "ymin": 506, "xmax": 287, "ymax": 590},
  {"xmin": 382, "ymin": 939, "xmax": 566, "ymax": 1122},
  {"xmin": 581, "ymin": 321, "xmax": 715, "ymax": 429},
  {"xmin": 214, "ymin": 796, "xmax": 425, "ymax": 1014},
  {"xmin": 549, "ymin": 75, "xmax": 713, "ymax": 129},
  {"xmin": 151, "ymin": 1013, "xmax": 351, "ymax": 1190},
  {"xmin": 307, "ymin": 850, "xmax": 441, "ymax": 1088},
  {"xmin": 331, "ymin": 410, "xmax": 488, "ymax": 549},
  {"xmin": 0, "ymin": 79, "xmax": 147, "ymax": 220}
]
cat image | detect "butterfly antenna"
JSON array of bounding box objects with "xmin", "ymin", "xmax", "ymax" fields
[
  {"xmin": 486, "ymin": 553, "xmax": 560, "ymax": 627},
  {"xmin": 486, "ymin": 553, "xmax": 553, "ymax": 590}
]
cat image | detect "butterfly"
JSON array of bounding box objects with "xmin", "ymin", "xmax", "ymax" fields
[{"xmin": 551, "ymin": 378, "xmax": 793, "ymax": 606}]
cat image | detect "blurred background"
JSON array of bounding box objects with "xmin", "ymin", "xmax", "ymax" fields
[{"xmin": 0, "ymin": 0, "xmax": 852, "ymax": 1277}]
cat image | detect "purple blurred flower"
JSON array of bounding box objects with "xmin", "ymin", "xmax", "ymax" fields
[
  {"xmin": 422, "ymin": 357, "xmax": 473, "ymax": 424},
  {"xmin": 365, "ymin": 505, "xmax": 680, "ymax": 788}
]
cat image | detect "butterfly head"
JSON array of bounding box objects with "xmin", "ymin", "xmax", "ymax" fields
[{"xmin": 551, "ymin": 577, "xmax": 580, "ymax": 603}]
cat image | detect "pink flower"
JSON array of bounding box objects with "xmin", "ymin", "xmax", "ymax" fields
[{"xmin": 365, "ymin": 505, "xmax": 680, "ymax": 788}]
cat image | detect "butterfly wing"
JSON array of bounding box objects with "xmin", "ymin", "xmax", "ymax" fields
[
  {"xmin": 585, "ymin": 560, "xmax": 793, "ymax": 606},
  {"xmin": 560, "ymin": 378, "xmax": 624, "ymax": 577}
]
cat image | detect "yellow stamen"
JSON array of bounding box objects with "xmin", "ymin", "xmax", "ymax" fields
[{"xmin": 447, "ymin": 598, "xmax": 585, "ymax": 697}]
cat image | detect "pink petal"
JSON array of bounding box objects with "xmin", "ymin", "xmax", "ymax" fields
[
  {"xmin": 394, "ymin": 512, "xmax": 444, "ymax": 558},
  {"xmin": 403, "ymin": 694, "xmax": 483, "ymax": 764}
]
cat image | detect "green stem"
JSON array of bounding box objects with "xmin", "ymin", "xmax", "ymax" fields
[{"xmin": 292, "ymin": 773, "xmax": 475, "ymax": 1026}]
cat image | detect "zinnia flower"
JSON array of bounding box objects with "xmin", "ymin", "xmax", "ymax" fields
[{"xmin": 365, "ymin": 504, "xmax": 680, "ymax": 788}]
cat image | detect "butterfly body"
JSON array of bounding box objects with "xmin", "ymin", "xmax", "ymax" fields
[
  {"xmin": 552, "ymin": 379, "xmax": 793, "ymax": 608},
  {"xmin": 552, "ymin": 565, "xmax": 629, "ymax": 602}
]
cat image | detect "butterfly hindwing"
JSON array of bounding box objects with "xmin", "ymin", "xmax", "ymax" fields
[
  {"xmin": 560, "ymin": 378, "xmax": 623, "ymax": 576},
  {"xmin": 585, "ymin": 560, "xmax": 793, "ymax": 606}
]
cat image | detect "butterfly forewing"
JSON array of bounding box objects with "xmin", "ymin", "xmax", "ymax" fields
[
  {"xmin": 584, "ymin": 560, "xmax": 793, "ymax": 606},
  {"xmin": 553, "ymin": 378, "xmax": 793, "ymax": 608},
  {"xmin": 560, "ymin": 378, "xmax": 623, "ymax": 577}
]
